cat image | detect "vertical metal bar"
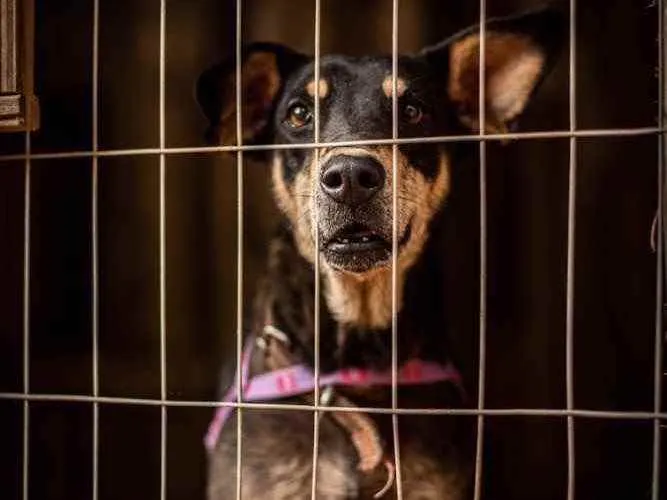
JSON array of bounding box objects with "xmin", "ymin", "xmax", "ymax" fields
[
  {"xmin": 158, "ymin": 1, "xmax": 167, "ymax": 499},
  {"xmin": 234, "ymin": 0, "xmax": 244, "ymax": 498},
  {"xmin": 651, "ymin": 4, "xmax": 665, "ymax": 500},
  {"xmin": 21, "ymin": 105, "xmax": 31, "ymax": 500},
  {"xmin": 566, "ymin": 1, "xmax": 578, "ymax": 499},
  {"xmin": 91, "ymin": 0, "xmax": 100, "ymax": 498},
  {"xmin": 310, "ymin": 0, "xmax": 322, "ymax": 497},
  {"xmin": 390, "ymin": 0, "xmax": 404, "ymax": 498},
  {"xmin": 473, "ymin": 1, "xmax": 487, "ymax": 499}
]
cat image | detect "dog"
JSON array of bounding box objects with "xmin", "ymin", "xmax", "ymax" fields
[{"xmin": 197, "ymin": 8, "xmax": 563, "ymax": 499}]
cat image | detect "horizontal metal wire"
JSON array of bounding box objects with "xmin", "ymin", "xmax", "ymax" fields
[
  {"xmin": 0, "ymin": 127, "xmax": 663, "ymax": 163},
  {"xmin": 0, "ymin": 392, "xmax": 665, "ymax": 419}
]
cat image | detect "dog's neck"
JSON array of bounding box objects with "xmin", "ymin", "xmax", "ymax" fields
[
  {"xmin": 260, "ymin": 217, "xmax": 450, "ymax": 372},
  {"xmin": 322, "ymin": 266, "xmax": 405, "ymax": 331}
]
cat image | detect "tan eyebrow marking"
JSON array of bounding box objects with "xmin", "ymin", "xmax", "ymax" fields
[
  {"xmin": 306, "ymin": 78, "xmax": 329, "ymax": 98},
  {"xmin": 382, "ymin": 76, "xmax": 406, "ymax": 98}
]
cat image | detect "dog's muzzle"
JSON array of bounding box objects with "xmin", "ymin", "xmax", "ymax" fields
[{"xmin": 316, "ymin": 154, "xmax": 411, "ymax": 273}]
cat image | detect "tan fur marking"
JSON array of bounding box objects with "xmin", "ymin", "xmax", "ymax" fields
[
  {"xmin": 449, "ymin": 32, "xmax": 545, "ymax": 131},
  {"xmin": 271, "ymin": 155, "xmax": 297, "ymax": 221},
  {"xmin": 306, "ymin": 78, "xmax": 329, "ymax": 99},
  {"xmin": 319, "ymin": 147, "xmax": 376, "ymax": 164},
  {"xmin": 272, "ymin": 153, "xmax": 318, "ymax": 265},
  {"xmin": 324, "ymin": 266, "xmax": 402, "ymax": 329},
  {"xmin": 382, "ymin": 76, "xmax": 407, "ymax": 98}
]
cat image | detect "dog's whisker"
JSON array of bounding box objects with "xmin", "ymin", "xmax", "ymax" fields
[{"xmin": 397, "ymin": 195, "xmax": 419, "ymax": 205}]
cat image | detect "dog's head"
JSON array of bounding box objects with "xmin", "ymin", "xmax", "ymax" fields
[{"xmin": 198, "ymin": 9, "xmax": 563, "ymax": 277}]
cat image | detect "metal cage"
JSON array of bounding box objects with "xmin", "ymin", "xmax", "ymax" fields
[{"xmin": 0, "ymin": 0, "xmax": 664, "ymax": 499}]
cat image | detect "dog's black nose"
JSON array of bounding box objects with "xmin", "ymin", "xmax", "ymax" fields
[{"xmin": 320, "ymin": 155, "xmax": 385, "ymax": 206}]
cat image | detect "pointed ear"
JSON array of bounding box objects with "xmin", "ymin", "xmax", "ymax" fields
[
  {"xmin": 196, "ymin": 43, "xmax": 309, "ymax": 145},
  {"xmin": 421, "ymin": 8, "xmax": 564, "ymax": 133}
]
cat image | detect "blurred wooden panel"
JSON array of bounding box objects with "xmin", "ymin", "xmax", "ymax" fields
[{"xmin": 0, "ymin": 0, "xmax": 39, "ymax": 132}]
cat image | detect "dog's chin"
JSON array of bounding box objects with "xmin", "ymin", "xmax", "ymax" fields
[
  {"xmin": 320, "ymin": 223, "xmax": 412, "ymax": 275},
  {"xmin": 323, "ymin": 245, "xmax": 391, "ymax": 274}
]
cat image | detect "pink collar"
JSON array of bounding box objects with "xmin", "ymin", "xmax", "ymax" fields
[{"xmin": 205, "ymin": 329, "xmax": 463, "ymax": 452}]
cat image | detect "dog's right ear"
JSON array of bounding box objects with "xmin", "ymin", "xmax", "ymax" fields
[
  {"xmin": 421, "ymin": 8, "xmax": 564, "ymax": 134},
  {"xmin": 196, "ymin": 43, "xmax": 309, "ymax": 145}
]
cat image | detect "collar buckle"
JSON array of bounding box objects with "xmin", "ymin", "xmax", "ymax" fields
[{"xmin": 256, "ymin": 324, "xmax": 291, "ymax": 351}]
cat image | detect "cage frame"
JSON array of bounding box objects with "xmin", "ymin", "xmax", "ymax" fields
[{"xmin": 0, "ymin": 0, "xmax": 664, "ymax": 499}]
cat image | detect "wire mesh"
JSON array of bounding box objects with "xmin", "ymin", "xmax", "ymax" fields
[
  {"xmin": 473, "ymin": 1, "xmax": 488, "ymax": 499},
  {"xmin": 158, "ymin": 2, "xmax": 168, "ymax": 499},
  {"xmin": 2, "ymin": 391, "xmax": 665, "ymax": 418},
  {"xmin": 21, "ymin": 106, "xmax": 31, "ymax": 500},
  {"xmin": 91, "ymin": 1, "xmax": 100, "ymax": 499},
  {"xmin": 566, "ymin": 1, "xmax": 578, "ymax": 499},
  {"xmin": 234, "ymin": 0, "xmax": 244, "ymax": 498},
  {"xmin": 0, "ymin": 128, "xmax": 664, "ymax": 163},
  {"xmin": 310, "ymin": 0, "xmax": 322, "ymax": 498},
  {"xmin": 0, "ymin": 1, "xmax": 665, "ymax": 499},
  {"xmin": 390, "ymin": 0, "xmax": 406, "ymax": 496},
  {"xmin": 652, "ymin": 3, "xmax": 666, "ymax": 500}
]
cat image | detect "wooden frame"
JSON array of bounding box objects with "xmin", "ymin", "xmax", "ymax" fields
[{"xmin": 0, "ymin": 0, "xmax": 38, "ymax": 132}]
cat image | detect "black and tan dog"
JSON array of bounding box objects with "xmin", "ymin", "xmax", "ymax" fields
[{"xmin": 198, "ymin": 8, "xmax": 562, "ymax": 500}]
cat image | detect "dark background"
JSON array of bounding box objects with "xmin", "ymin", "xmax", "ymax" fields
[{"xmin": 0, "ymin": 0, "xmax": 665, "ymax": 499}]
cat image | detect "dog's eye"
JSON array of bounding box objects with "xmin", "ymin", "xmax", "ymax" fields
[
  {"xmin": 402, "ymin": 103, "xmax": 424, "ymax": 124},
  {"xmin": 285, "ymin": 103, "xmax": 312, "ymax": 129}
]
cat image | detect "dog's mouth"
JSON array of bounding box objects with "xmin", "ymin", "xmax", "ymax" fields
[
  {"xmin": 322, "ymin": 222, "xmax": 412, "ymax": 272},
  {"xmin": 327, "ymin": 225, "xmax": 389, "ymax": 253}
]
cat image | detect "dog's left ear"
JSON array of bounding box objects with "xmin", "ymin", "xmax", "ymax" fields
[
  {"xmin": 197, "ymin": 43, "xmax": 309, "ymax": 145},
  {"xmin": 421, "ymin": 8, "xmax": 564, "ymax": 133}
]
